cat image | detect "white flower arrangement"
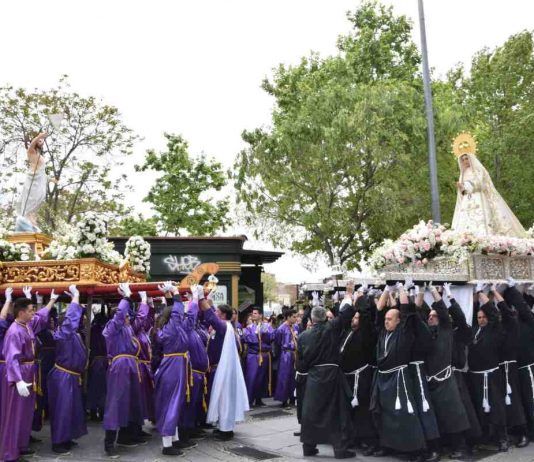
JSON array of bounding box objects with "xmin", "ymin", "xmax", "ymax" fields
[
  {"xmin": 124, "ymin": 235, "xmax": 151, "ymax": 275},
  {"xmin": 369, "ymin": 220, "xmax": 534, "ymax": 270},
  {"xmin": 43, "ymin": 212, "xmax": 123, "ymax": 266},
  {"xmin": 0, "ymin": 240, "xmax": 34, "ymax": 262}
]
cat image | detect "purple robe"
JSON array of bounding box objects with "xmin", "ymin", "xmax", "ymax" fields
[
  {"xmin": 243, "ymin": 322, "xmax": 274, "ymax": 403},
  {"xmin": 87, "ymin": 320, "xmax": 108, "ymax": 412},
  {"xmin": 205, "ymin": 308, "xmax": 227, "ymax": 394},
  {"xmin": 154, "ymin": 296, "xmax": 192, "ymax": 436},
  {"xmin": 102, "ymin": 299, "xmax": 143, "ymax": 431},
  {"xmin": 0, "ymin": 317, "xmax": 13, "ymax": 416},
  {"xmin": 180, "ymin": 301, "xmax": 209, "ymax": 430},
  {"xmin": 133, "ymin": 302, "xmax": 154, "ymax": 421},
  {"xmin": 47, "ymin": 302, "xmax": 88, "ymax": 444},
  {"xmin": 0, "ymin": 307, "xmax": 50, "ymax": 462},
  {"xmin": 273, "ymin": 323, "xmax": 297, "ymax": 402}
]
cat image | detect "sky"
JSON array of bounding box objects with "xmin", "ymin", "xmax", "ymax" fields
[{"xmin": 1, "ymin": 0, "xmax": 533, "ymax": 283}]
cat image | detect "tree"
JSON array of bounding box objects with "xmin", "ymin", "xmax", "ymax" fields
[
  {"xmin": 136, "ymin": 133, "xmax": 231, "ymax": 235},
  {"xmin": 110, "ymin": 214, "xmax": 159, "ymax": 237},
  {"xmin": 0, "ymin": 77, "xmax": 138, "ymax": 233},
  {"xmin": 262, "ymin": 272, "xmax": 278, "ymax": 304},
  {"xmin": 234, "ymin": 2, "xmax": 432, "ymax": 269}
]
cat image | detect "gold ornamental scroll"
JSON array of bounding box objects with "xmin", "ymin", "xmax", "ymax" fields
[{"xmin": 178, "ymin": 262, "xmax": 220, "ymax": 291}]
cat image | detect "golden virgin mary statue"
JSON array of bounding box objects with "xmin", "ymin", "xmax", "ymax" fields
[{"xmin": 451, "ymin": 132, "xmax": 526, "ymax": 238}]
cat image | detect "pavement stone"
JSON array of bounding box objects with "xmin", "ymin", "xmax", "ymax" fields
[{"xmin": 26, "ymin": 399, "xmax": 533, "ymax": 462}]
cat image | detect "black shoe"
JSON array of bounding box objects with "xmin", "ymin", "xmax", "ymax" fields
[
  {"xmin": 373, "ymin": 448, "xmax": 389, "ymax": 457},
  {"xmin": 116, "ymin": 437, "xmax": 138, "ymax": 447},
  {"xmin": 254, "ymin": 399, "xmax": 266, "ymax": 407},
  {"xmin": 172, "ymin": 440, "xmax": 198, "ymax": 450},
  {"xmin": 293, "ymin": 431, "xmax": 301, "ymax": 437},
  {"xmin": 162, "ymin": 446, "xmax": 184, "ymax": 456},
  {"xmin": 20, "ymin": 449, "xmax": 35, "ymax": 456},
  {"xmin": 105, "ymin": 445, "xmax": 120, "ymax": 459},
  {"xmin": 189, "ymin": 429, "xmax": 207, "ymax": 440},
  {"xmin": 52, "ymin": 444, "xmax": 72, "ymax": 455},
  {"xmin": 424, "ymin": 451, "xmax": 440, "ymax": 462},
  {"xmin": 363, "ymin": 446, "xmax": 377, "ymax": 456},
  {"xmin": 66, "ymin": 440, "xmax": 79, "ymax": 449},
  {"xmin": 498, "ymin": 440, "xmax": 509, "ymax": 452},
  {"xmin": 449, "ymin": 450, "xmax": 467, "ymax": 459},
  {"xmin": 214, "ymin": 430, "xmax": 234, "ymax": 441},
  {"xmin": 334, "ymin": 449, "xmax": 356, "ymax": 459},
  {"xmin": 200, "ymin": 423, "xmax": 214, "ymax": 429},
  {"xmin": 516, "ymin": 435, "xmax": 529, "ymax": 448},
  {"xmin": 29, "ymin": 435, "xmax": 42, "ymax": 444},
  {"xmin": 139, "ymin": 430, "xmax": 152, "ymax": 439},
  {"xmin": 303, "ymin": 446, "xmax": 319, "ymax": 456}
]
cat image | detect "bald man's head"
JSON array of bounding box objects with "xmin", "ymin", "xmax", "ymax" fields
[{"xmin": 385, "ymin": 308, "xmax": 400, "ymax": 332}]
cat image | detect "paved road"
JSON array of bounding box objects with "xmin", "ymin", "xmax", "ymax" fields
[{"xmin": 29, "ymin": 399, "xmax": 531, "ymax": 461}]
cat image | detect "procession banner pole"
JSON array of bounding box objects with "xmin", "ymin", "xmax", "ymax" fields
[{"xmin": 418, "ymin": 0, "xmax": 441, "ymax": 223}]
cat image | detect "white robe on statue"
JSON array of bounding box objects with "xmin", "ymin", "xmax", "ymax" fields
[{"xmin": 207, "ymin": 320, "xmax": 249, "ymax": 431}]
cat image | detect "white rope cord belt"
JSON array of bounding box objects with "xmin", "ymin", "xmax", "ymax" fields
[
  {"xmin": 499, "ymin": 360, "xmax": 516, "ymax": 406},
  {"xmin": 427, "ymin": 365, "xmax": 452, "ymax": 383},
  {"xmin": 410, "ymin": 361, "xmax": 430, "ymax": 412},
  {"xmin": 470, "ymin": 367, "xmax": 499, "ymax": 413},
  {"xmin": 378, "ymin": 364, "xmax": 414, "ymax": 414},
  {"xmin": 345, "ymin": 363, "xmax": 372, "ymax": 408},
  {"xmin": 518, "ymin": 362, "xmax": 534, "ymax": 404}
]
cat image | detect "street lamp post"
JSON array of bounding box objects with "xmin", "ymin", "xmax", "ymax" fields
[{"xmin": 418, "ymin": 0, "xmax": 441, "ymax": 224}]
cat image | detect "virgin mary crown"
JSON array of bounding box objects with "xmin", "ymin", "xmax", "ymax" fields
[{"xmin": 452, "ymin": 132, "xmax": 477, "ymax": 157}]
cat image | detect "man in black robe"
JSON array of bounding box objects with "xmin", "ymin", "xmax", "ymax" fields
[
  {"xmin": 423, "ymin": 283, "xmax": 470, "ymax": 458},
  {"xmin": 501, "ymin": 278, "xmax": 532, "ymax": 446},
  {"xmin": 340, "ymin": 288, "xmax": 377, "ymax": 455},
  {"xmin": 297, "ymin": 290, "xmax": 355, "ymax": 459},
  {"xmin": 448, "ymin": 287, "xmax": 482, "ymax": 450},
  {"xmin": 370, "ymin": 284, "xmax": 427, "ymax": 457},
  {"xmin": 468, "ymin": 283, "xmax": 507, "ymax": 451}
]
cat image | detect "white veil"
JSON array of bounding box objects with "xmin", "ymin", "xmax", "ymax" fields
[{"xmin": 451, "ymin": 153, "xmax": 526, "ymax": 238}]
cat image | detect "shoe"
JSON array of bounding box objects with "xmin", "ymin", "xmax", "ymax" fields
[
  {"xmin": 116, "ymin": 438, "xmax": 138, "ymax": 447},
  {"xmin": 423, "ymin": 451, "xmax": 440, "ymax": 462},
  {"xmin": 52, "ymin": 444, "xmax": 72, "ymax": 455},
  {"xmin": 516, "ymin": 435, "xmax": 529, "ymax": 448},
  {"xmin": 139, "ymin": 430, "xmax": 152, "ymax": 439},
  {"xmin": 105, "ymin": 446, "xmax": 120, "ymax": 459},
  {"xmin": 293, "ymin": 431, "xmax": 301, "ymax": 437},
  {"xmin": 334, "ymin": 449, "xmax": 356, "ymax": 459},
  {"xmin": 498, "ymin": 440, "xmax": 509, "ymax": 452},
  {"xmin": 29, "ymin": 435, "xmax": 42, "ymax": 444},
  {"xmin": 66, "ymin": 440, "xmax": 79, "ymax": 449},
  {"xmin": 19, "ymin": 449, "xmax": 35, "ymax": 456},
  {"xmin": 303, "ymin": 447, "xmax": 319, "ymax": 456},
  {"xmin": 373, "ymin": 448, "xmax": 389, "ymax": 457},
  {"xmin": 172, "ymin": 440, "xmax": 198, "ymax": 450},
  {"xmin": 162, "ymin": 446, "xmax": 184, "ymax": 456},
  {"xmin": 363, "ymin": 446, "xmax": 376, "ymax": 456},
  {"xmin": 255, "ymin": 399, "xmax": 266, "ymax": 407},
  {"xmin": 281, "ymin": 401, "xmax": 288, "ymax": 407},
  {"xmin": 189, "ymin": 429, "xmax": 207, "ymax": 440},
  {"xmin": 200, "ymin": 423, "xmax": 214, "ymax": 429},
  {"xmin": 449, "ymin": 450, "xmax": 467, "ymax": 459},
  {"xmin": 214, "ymin": 431, "xmax": 234, "ymax": 441}
]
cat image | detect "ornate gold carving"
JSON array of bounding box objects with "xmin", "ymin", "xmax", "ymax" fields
[
  {"xmin": 0, "ymin": 258, "xmax": 146, "ymax": 289},
  {"xmin": 179, "ymin": 263, "xmax": 220, "ymax": 290}
]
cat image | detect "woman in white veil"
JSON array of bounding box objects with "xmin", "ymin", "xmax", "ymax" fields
[{"xmin": 451, "ymin": 133, "xmax": 526, "ymax": 238}]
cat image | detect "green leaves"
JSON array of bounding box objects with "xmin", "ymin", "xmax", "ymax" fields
[{"xmin": 137, "ymin": 133, "xmax": 231, "ymax": 236}]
